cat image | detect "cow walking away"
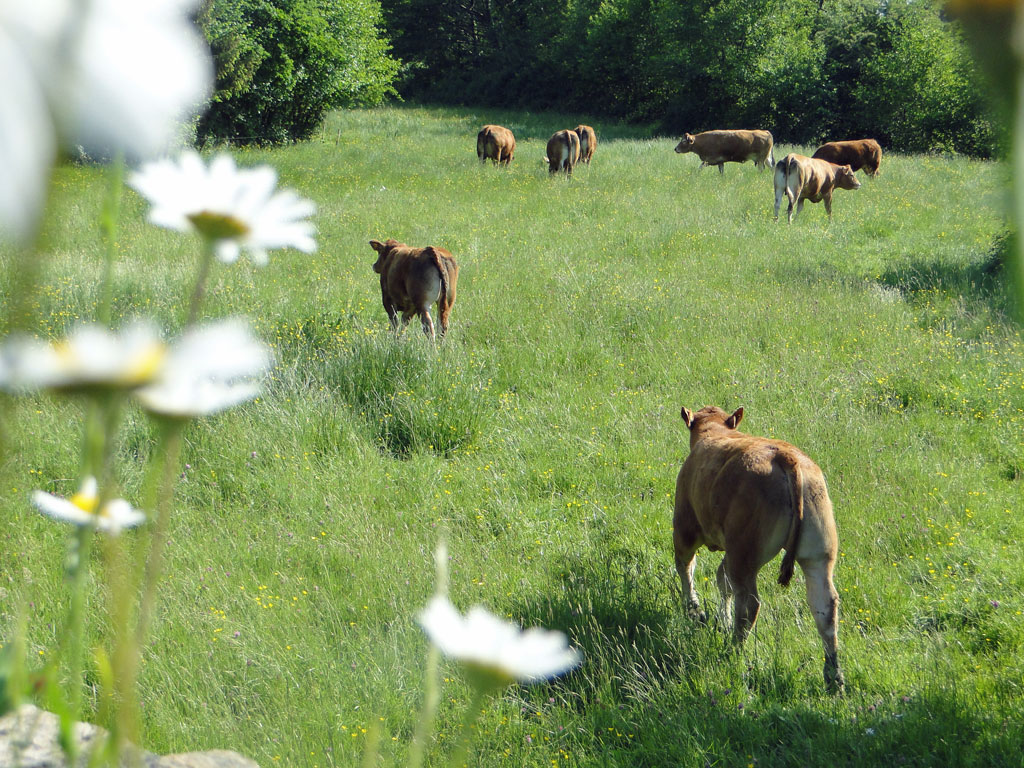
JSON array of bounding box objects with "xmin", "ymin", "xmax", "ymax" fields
[
  {"xmin": 673, "ymin": 405, "xmax": 844, "ymax": 692},
  {"xmin": 674, "ymin": 130, "xmax": 774, "ymax": 173},
  {"xmin": 773, "ymin": 153, "xmax": 861, "ymax": 223},
  {"xmin": 545, "ymin": 130, "xmax": 581, "ymax": 175},
  {"xmin": 369, "ymin": 239, "xmax": 459, "ymax": 342},
  {"xmin": 477, "ymin": 124, "xmax": 516, "ymax": 166},
  {"xmin": 573, "ymin": 125, "xmax": 597, "ymax": 164},
  {"xmin": 812, "ymin": 139, "xmax": 882, "ymax": 176}
]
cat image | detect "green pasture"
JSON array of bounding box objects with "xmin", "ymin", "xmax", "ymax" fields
[{"xmin": 1, "ymin": 105, "xmax": 1022, "ymax": 767}]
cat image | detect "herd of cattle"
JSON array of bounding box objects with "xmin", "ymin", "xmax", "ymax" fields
[{"xmin": 369, "ymin": 124, "xmax": 884, "ymax": 691}]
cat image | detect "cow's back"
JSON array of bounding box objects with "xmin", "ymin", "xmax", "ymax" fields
[
  {"xmin": 812, "ymin": 139, "xmax": 881, "ymax": 175},
  {"xmin": 679, "ymin": 434, "xmax": 835, "ymax": 565},
  {"xmin": 694, "ymin": 129, "xmax": 773, "ymax": 164},
  {"xmin": 384, "ymin": 247, "xmax": 442, "ymax": 310}
]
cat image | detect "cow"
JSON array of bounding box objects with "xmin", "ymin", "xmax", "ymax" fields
[
  {"xmin": 545, "ymin": 130, "xmax": 581, "ymax": 175},
  {"xmin": 477, "ymin": 124, "xmax": 516, "ymax": 166},
  {"xmin": 572, "ymin": 125, "xmax": 597, "ymax": 164},
  {"xmin": 673, "ymin": 130, "xmax": 775, "ymax": 173},
  {"xmin": 773, "ymin": 153, "xmax": 861, "ymax": 223},
  {"xmin": 673, "ymin": 405, "xmax": 844, "ymax": 692},
  {"xmin": 369, "ymin": 239, "xmax": 459, "ymax": 342},
  {"xmin": 812, "ymin": 139, "xmax": 882, "ymax": 176}
]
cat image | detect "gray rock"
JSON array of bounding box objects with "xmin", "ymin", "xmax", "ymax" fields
[{"xmin": 0, "ymin": 705, "xmax": 259, "ymax": 768}]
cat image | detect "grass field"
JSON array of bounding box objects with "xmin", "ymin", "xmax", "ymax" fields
[{"xmin": 1, "ymin": 105, "xmax": 1023, "ymax": 767}]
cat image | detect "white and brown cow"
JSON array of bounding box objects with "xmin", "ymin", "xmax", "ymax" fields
[
  {"xmin": 477, "ymin": 124, "xmax": 516, "ymax": 166},
  {"xmin": 773, "ymin": 153, "xmax": 861, "ymax": 223},
  {"xmin": 812, "ymin": 139, "xmax": 882, "ymax": 176},
  {"xmin": 673, "ymin": 405, "xmax": 844, "ymax": 692},
  {"xmin": 572, "ymin": 124, "xmax": 597, "ymax": 164},
  {"xmin": 673, "ymin": 129, "xmax": 775, "ymax": 173},
  {"xmin": 545, "ymin": 129, "xmax": 581, "ymax": 176},
  {"xmin": 369, "ymin": 239, "xmax": 459, "ymax": 342}
]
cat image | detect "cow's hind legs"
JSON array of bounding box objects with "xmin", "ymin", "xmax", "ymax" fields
[
  {"xmin": 715, "ymin": 559, "xmax": 734, "ymax": 630},
  {"xmin": 800, "ymin": 558, "xmax": 844, "ymax": 693},
  {"xmin": 419, "ymin": 310, "xmax": 437, "ymax": 342},
  {"xmin": 673, "ymin": 528, "xmax": 706, "ymax": 623},
  {"xmin": 726, "ymin": 562, "xmax": 761, "ymax": 643}
]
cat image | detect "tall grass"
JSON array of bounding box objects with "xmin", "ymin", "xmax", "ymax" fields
[{"xmin": 1, "ymin": 106, "xmax": 1022, "ymax": 767}]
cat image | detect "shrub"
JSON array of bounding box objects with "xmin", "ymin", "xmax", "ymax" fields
[{"xmin": 197, "ymin": 0, "xmax": 399, "ymax": 145}]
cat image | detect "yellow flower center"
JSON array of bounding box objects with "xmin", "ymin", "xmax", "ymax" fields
[
  {"xmin": 119, "ymin": 342, "xmax": 167, "ymax": 386},
  {"xmin": 70, "ymin": 489, "xmax": 99, "ymax": 515},
  {"xmin": 188, "ymin": 211, "xmax": 250, "ymax": 240}
]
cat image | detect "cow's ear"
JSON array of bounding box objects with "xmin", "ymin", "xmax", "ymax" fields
[
  {"xmin": 369, "ymin": 239, "xmax": 385, "ymax": 254},
  {"xmin": 725, "ymin": 407, "xmax": 744, "ymax": 429},
  {"xmin": 681, "ymin": 407, "xmax": 694, "ymax": 428}
]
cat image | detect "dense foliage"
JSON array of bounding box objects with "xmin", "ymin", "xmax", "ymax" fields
[
  {"xmin": 380, "ymin": 0, "xmax": 999, "ymax": 156},
  {"xmin": 197, "ymin": 0, "xmax": 399, "ymax": 144}
]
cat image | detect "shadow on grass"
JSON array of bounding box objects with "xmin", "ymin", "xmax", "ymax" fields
[
  {"xmin": 499, "ymin": 544, "xmax": 1022, "ymax": 767},
  {"xmin": 876, "ymin": 232, "xmax": 1018, "ymax": 322}
]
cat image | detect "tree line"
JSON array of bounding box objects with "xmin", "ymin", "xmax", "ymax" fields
[{"xmin": 196, "ymin": 0, "xmax": 1001, "ymax": 157}]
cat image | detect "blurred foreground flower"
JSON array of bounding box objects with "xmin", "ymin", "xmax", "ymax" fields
[
  {"xmin": 129, "ymin": 152, "xmax": 317, "ymax": 265},
  {"xmin": 0, "ymin": 323, "xmax": 165, "ymax": 393},
  {"xmin": 134, "ymin": 319, "xmax": 270, "ymax": 417},
  {"xmin": 32, "ymin": 477, "xmax": 145, "ymax": 534},
  {"xmin": 418, "ymin": 596, "xmax": 581, "ymax": 690},
  {"xmin": 0, "ymin": 0, "xmax": 211, "ymax": 240}
]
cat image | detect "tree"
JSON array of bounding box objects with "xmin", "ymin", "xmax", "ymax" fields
[{"xmin": 198, "ymin": 0, "xmax": 399, "ymax": 145}]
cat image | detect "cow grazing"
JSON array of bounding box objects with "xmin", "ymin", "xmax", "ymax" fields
[
  {"xmin": 369, "ymin": 239, "xmax": 459, "ymax": 342},
  {"xmin": 477, "ymin": 124, "xmax": 516, "ymax": 166},
  {"xmin": 545, "ymin": 130, "xmax": 581, "ymax": 175},
  {"xmin": 773, "ymin": 153, "xmax": 861, "ymax": 223},
  {"xmin": 572, "ymin": 125, "xmax": 597, "ymax": 164},
  {"xmin": 673, "ymin": 405, "xmax": 844, "ymax": 692},
  {"xmin": 673, "ymin": 130, "xmax": 775, "ymax": 173},
  {"xmin": 812, "ymin": 139, "xmax": 882, "ymax": 176}
]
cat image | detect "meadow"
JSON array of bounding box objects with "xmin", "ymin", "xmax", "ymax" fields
[{"xmin": 1, "ymin": 105, "xmax": 1022, "ymax": 767}]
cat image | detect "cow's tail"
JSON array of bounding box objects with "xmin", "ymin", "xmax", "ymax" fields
[
  {"xmin": 784, "ymin": 155, "xmax": 799, "ymax": 202},
  {"xmin": 430, "ymin": 249, "xmax": 452, "ymax": 316},
  {"xmin": 777, "ymin": 452, "xmax": 804, "ymax": 587}
]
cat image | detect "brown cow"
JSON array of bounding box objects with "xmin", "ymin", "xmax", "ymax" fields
[
  {"xmin": 477, "ymin": 124, "xmax": 516, "ymax": 166},
  {"xmin": 572, "ymin": 125, "xmax": 597, "ymax": 164},
  {"xmin": 673, "ymin": 405, "xmax": 844, "ymax": 692},
  {"xmin": 812, "ymin": 139, "xmax": 882, "ymax": 176},
  {"xmin": 673, "ymin": 130, "xmax": 775, "ymax": 173},
  {"xmin": 369, "ymin": 239, "xmax": 459, "ymax": 342},
  {"xmin": 545, "ymin": 130, "xmax": 581, "ymax": 175},
  {"xmin": 773, "ymin": 153, "xmax": 861, "ymax": 223}
]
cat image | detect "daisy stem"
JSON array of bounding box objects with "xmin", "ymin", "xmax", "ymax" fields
[
  {"xmin": 407, "ymin": 644, "xmax": 441, "ymax": 768},
  {"xmin": 1014, "ymin": 11, "xmax": 1024, "ymax": 320},
  {"xmin": 186, "ymin": 240, "xmax": 216, "ymax": 327},
  {"xmin": 97, "ymin": 153, "xmax": 124, "ymax": 327},
  {"xmin": 446, "ymin": 685, "xmax": 490, "ymax": 768},
  {"xmin": 134, "ymin": 419, "xmax": 184, "ymax": 650}
]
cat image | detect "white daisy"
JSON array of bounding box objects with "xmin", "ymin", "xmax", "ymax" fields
[
  {"xmin": 418, "ymin": 596, "xmax": 582, "ymax": 688},
  {"xmin": 0, "ymin": 322, "xmax": 166, "ymax": 393},
  {"xmin": 0, "ymin": 0, "xmax": 211, "ymax": 240},
  {"xmin": 129, "ymin": 151, "xmax": 317, "ymax": 265},
  {"xmin": 32, "ymin": 477, "xmax": 146, "ymax": 534},
  {"xmin": 133, "ymin": 318, "xmax": 271, "ymax": 418}
]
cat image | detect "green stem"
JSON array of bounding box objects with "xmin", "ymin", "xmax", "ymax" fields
[
  {"xmin": 446, "ymin": 686, "xmax": 491, "ymax": 768},
  {"xmin": 186, "ymin": 240, "xmax": 216, "ymax": 328},
  {"xmin": 407, "ymin": 645, "xmax": 441, "ymax": 768},
  {"xmin": 134, "ymin": 420, "xmax": 184, "ymax": 649},
  {"xmin": 97, "ymin": 154, "xmax": 125, "ymax": 327},
  {"xmin": 1014, "ymin": 19, "xmax": 1024, "ymax": 320}
]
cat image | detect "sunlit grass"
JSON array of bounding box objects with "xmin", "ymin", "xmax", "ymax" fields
[{"xmin": 1, "ymin": 105, "xmax": 1022, "ymax": 767}]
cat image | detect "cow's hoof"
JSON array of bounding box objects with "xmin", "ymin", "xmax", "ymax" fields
[
  {"xmin": 687, "ymin": 606, "xmax": 708, "ymax": 624},
  {"xmin": 825, "ymin": 666, "xmax": 846, "ymax": 695}
]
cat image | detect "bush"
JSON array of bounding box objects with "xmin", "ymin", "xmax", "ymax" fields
[{"xmin": 197, "ymin": 0, "xmax": 399, "ymax": 145}]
